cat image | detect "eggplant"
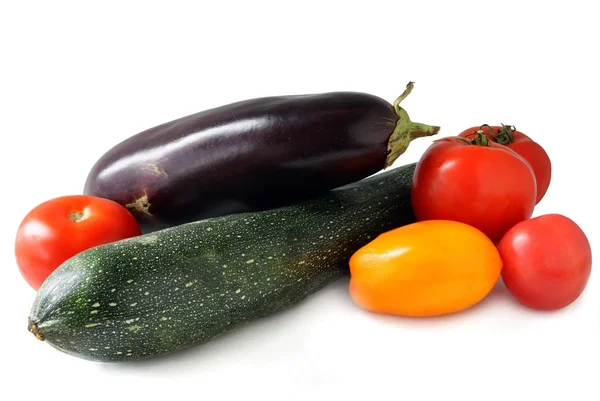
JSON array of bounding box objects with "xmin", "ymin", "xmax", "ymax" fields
[{"xmin": 83, "ymin": 82, "xmax": 439, "ymax": 233}]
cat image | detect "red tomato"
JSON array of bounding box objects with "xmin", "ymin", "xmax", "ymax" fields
[
  {"xmin": 15, "ymin": 195, "xmax": 142, "ymax": 290},
  {"xmin": 498, "ymin": 214, "xmax": 592, "ymax": 310},
  {"xmin": 458, "ymin": 124, "xmax": 551, "ymax": 204},
  {"xmin": 411, "ymin": 135, "xmax": 537, "ymax": 244}
]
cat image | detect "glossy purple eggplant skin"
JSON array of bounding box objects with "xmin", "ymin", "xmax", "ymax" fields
[{"xmin": 84, "ymin": 91, "xmax": 426, "ymax": 233}]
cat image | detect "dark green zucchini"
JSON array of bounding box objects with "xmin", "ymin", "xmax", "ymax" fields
[{"xmin": 28, "ymin": 163, "xmax": 417, "ymax": 362}]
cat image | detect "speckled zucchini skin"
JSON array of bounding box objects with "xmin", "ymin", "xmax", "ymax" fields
[{"xmin": 28, "ymin": 163, "xmax": 417, "ymax": 362}]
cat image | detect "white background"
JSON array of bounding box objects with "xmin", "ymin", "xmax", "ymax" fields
[{"xmin": 1, "ymin": 1, "xmax": 598, "ymax": 400}]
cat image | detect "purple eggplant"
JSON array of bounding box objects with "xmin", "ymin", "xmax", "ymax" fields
[{"xmin": 83, "ymin": 82, "xmax": 439, "ymax": 233}]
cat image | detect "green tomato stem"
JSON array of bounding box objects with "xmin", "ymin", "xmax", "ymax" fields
[{"xmin": 495, "ymin": 124, "xmax": 516, "ymax": 145}]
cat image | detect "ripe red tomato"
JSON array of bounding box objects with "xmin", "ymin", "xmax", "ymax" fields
[
  {"xmin": 458, "ymin": 124, "xmax": 551, "ymax": 204},
  {"xmin": 498, "ymin": 214, "xmax": 592, "ymax": 310},
  {"xmin": 411, "ymin": 135, "xmax": 537, "ymax": 244},
  {"xmin": 15, "ymin": 195, "xmax": 142, "ymax": 290}
]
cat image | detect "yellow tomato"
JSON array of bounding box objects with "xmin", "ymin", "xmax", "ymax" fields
[{"xmin": 349, "ymin": 220, "xmax": 502, "ymax": 317}]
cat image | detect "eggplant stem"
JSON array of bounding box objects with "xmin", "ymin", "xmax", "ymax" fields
[
  {"xmin": 386, "ymin": 82, "xmax": 440, "ymax": 168},
  {"xmin": 392, "ymin": 81, "xmax": 415, "ymax": 115}
]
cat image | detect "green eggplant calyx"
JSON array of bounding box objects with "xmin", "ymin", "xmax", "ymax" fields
[{"xmin": 386, "ymin": 82, "xmax": 440, "ymax": 168}]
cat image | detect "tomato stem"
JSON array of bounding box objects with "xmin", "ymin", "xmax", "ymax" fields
[
  {"xmin": 480, "ymin": 124, "xmax": 498, "ymax": 140},
  {"xmin": 461, "ymin": 129, "xmax": 495, "ymax": 147},
  {"xmin": 476, "ymin": 130, "xmax": 490, "ymax": 146},
  {"xmin": 495, "ymin": 123, "xmax": 516, "ymax": 145}
]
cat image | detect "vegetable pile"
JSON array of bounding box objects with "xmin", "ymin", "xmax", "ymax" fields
[
  {"xmin": 15, "ymin": 82, "xmax": 592, "ymax": 363},
  {"xmin": 353, "ymin": 124, "xmax": 590, "ymax": 316}
]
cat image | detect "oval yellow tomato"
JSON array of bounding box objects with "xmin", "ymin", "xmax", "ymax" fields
[{"xmin": 349, "ymin": 220, "xmax": 502, "ymax": 317}]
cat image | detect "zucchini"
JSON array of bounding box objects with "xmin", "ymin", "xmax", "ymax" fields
[{"xmin": 28, "ymin": 162, "xmax": 417, "ymax": 362}]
